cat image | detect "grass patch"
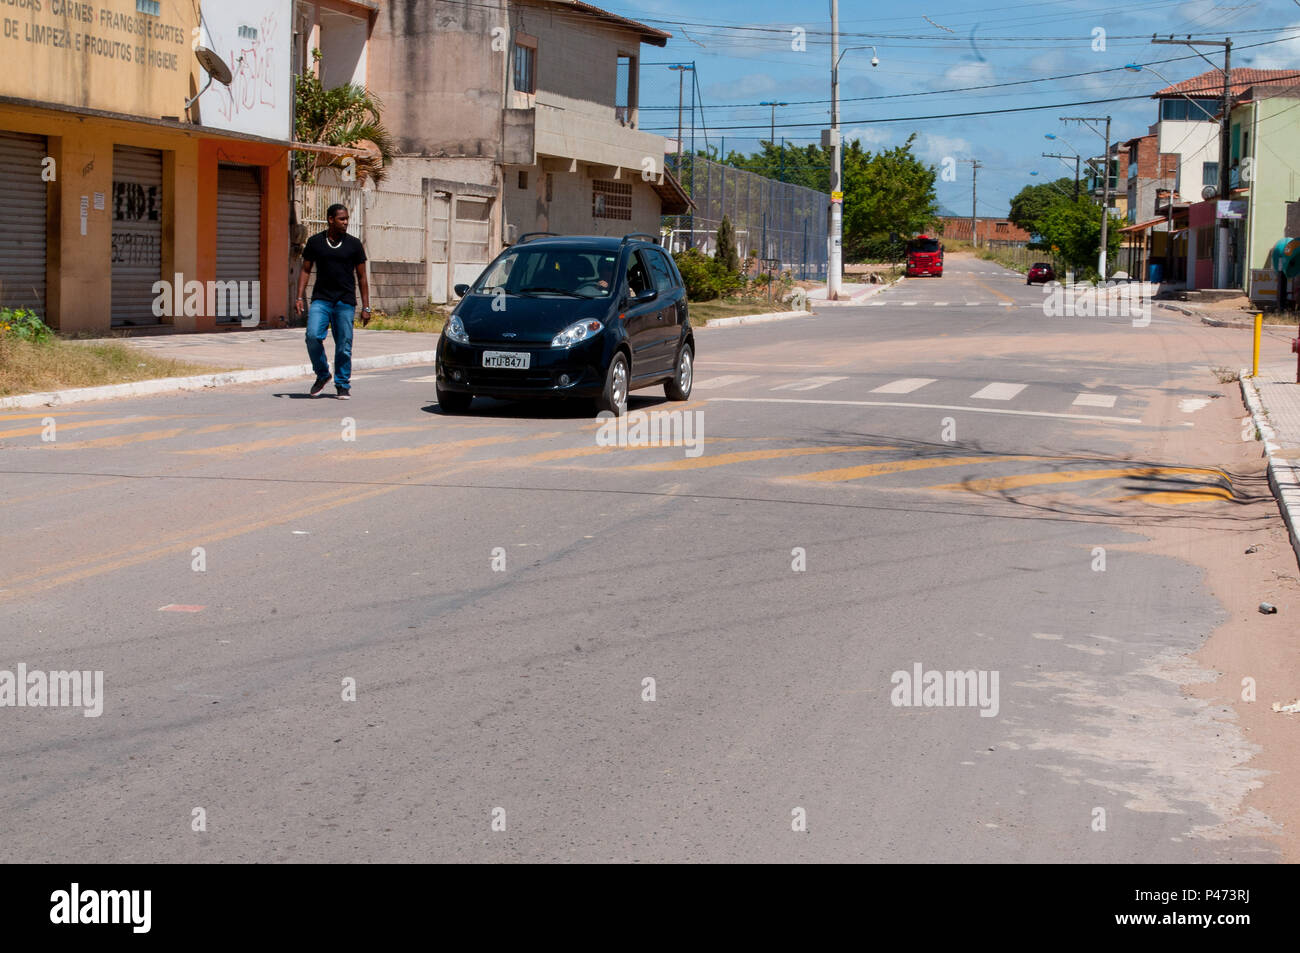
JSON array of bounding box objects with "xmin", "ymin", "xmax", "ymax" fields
[
  {"xmin": 0, "ymin": 337, "xmax": 227, "ymax": 397},
  {"xmin": 1211, "ymin": 365, "xmax": 1241, "ymax": 384},
  {"xmin": 689, "ymin": 297, "xmax": 793, "ymax": 326},
  {"xmin": 366, "ymin": 300, "xmax": 450, "ymax": 334}
]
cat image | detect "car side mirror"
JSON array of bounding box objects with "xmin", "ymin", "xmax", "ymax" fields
[
  {"xmin": 454, "ymin": 283, "xmax": 470, "ymax": 297},
  {"xmin": 634, "ymin": 288, "xmax": 658, "ymax": 303}
]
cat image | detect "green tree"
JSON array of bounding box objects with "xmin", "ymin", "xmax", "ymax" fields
[
  {"xmin": 1008, "ymin": 177, "xmax": 1076, "ymax": 238},
  {"xmin": 1036, "ymin": 198, "xmax": 1123, "ymax": 277},
  {"xmin": 841, "ymin": 134, "xmax": 939, "ymax": 261},
  {"xmin": 294, "ymin": 49, "xmax": 395, "ymax": 185},
  {"xmin": 715, "ymin": 216, "xmax": 740, "ymax": 272}
]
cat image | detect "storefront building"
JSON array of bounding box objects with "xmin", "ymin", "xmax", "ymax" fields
[{"xmin": 0, "ymin": 0, "xmax": 294, "ymax": 333}]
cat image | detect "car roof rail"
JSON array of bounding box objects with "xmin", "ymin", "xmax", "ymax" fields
[
  {"xmin": 516, "ymin": 232, "xmax": 558, "ymax": 244},
  {"xmin": 621, "ymin": 233, "xmax": 660, "ymax": 245}
]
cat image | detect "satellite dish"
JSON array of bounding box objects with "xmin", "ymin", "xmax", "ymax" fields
[
  {"xmin": 184, "ymin": 46, "xmax": 235, "ymax": 112},
  {"xmin": 195, "ymin": 46, "xmax": 234, "ymax": 86},
  {"xmin": 1201, "ymin": 185, "xmax": 1217, "ymax": 200}
]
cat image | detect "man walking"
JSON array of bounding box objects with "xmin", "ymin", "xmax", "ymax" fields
[{"xmin": 296, "ymin": 203, "xmax": 371, "ymax": 399}]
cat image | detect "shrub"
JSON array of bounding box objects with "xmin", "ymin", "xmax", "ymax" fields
[
  {"xmin": 0, "ymin": 308, "xmax": 53, "ymax": 343},
  {"xmin": 672, "ymin": 248, "xmax": 743, "ymax": 301}
]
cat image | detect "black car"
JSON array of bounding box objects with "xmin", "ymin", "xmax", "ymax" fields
[{"xmin": 435, "ymin": 233, "xmax": 693, "ymax": 416}]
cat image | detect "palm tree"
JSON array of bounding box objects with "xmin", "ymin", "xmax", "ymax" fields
[{"xmin": 294, "ymin": 50, "xmax": 395, "ymax": 185}]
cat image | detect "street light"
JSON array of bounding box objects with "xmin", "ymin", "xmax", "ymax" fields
[{"xmin": 828, "ymin": 31, "xmax": 879, "ymax": 300}]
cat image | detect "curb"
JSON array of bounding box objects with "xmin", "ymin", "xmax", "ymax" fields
[
  {"xmin": 705, "ymin": 309, "xmax": 812, "ymax": 329},
  {"xmin": 813, "ymin": 276, "xmax": 903, "ymax": 307},
  {"xmin": 0, "ymin": 349, "xmax": 439, "ymax": 409},
  {"xmin": 1240, "ymin": 371, "xmax": 1300, "ymax": 570},
  {"xmin": 1199, "ymin": 314, "xmax": 1295, "ymax": 330}
]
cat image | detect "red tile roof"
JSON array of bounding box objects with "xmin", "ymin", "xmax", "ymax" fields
[{"xmin": 1152, "ymin": 68, "xmax": 1300, "ymax": 99}]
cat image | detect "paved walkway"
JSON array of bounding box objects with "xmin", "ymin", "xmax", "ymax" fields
[
  {"xmin": 118, "ymin": 328, "xmax": 442, "ymax": 369},
  {"xmin": 1243, "ymin": 350, "xmax": 1300, "ymax": 567}
]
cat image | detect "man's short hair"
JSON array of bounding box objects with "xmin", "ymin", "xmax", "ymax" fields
[{"xmin": 326, "ymin": 203, "xmax": 348, "ymax": 221}]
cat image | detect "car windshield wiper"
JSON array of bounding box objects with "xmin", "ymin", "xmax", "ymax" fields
[{"xmin": 519, "ymin": 287, "xmax": 591, "ymax": 298}]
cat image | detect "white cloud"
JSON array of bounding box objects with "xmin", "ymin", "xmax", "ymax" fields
[
  {"xmin": 1248, "ymin": 24, "xmax": 1300, "ymax": 69},
  {"xmin": 938, "ymin": 60, "xmax": 995, "ymax": 90},
  {"xmin": 916, "ymin": 133, "xmax": 972, "ymax": 165},
  {"xmin": 841, "ymin": 126, "xmax": 893, "ymax": 149}
]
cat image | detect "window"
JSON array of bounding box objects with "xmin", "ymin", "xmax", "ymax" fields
[
  {"xmin": 593, "ymin": 180, "xmax": 632, "ymax": 221},
  {"xmin": 646, "ymin": 248, "xmax": 678, "ymax": 290},
  {"xmin": 996, "ymin": 222, "xmax": 1008, "ymax": 233},
  {"xmin": 626, "ymin": 251, "xmax": 651, "ymax": 296},
  {"xmin": 545, "ymin": 173, "xmax": 553, "ymax": 203},
  {"xmin": 518, "ymin": 170, "xmax": 528, "ymax": 190},
  {"xmin": 1160, "ymin": 98, "xmax": 1218, "ymax": 122},
  {"xmin": 1202, "ymin": 162, "xmax": 1219, "ymax": 187},
  {"xmin": 513, "ymin": 43, "xmax": 536, "ymax": 94}
]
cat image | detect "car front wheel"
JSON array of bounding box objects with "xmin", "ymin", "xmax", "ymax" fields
[
  {"xmin": 665, "ymin": 343, "xmax": 693, "ymax": 401},
  {"xmin": 596, "ymin": 353, "xmax": 629, "ymax": 417}
]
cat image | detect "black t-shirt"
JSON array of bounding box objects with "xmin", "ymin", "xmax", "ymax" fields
[{"xmin": 303, "ymin": 231, "xmax": 367, "ymax": 305}]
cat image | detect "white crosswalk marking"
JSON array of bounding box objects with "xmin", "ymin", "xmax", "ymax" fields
[
  {"xmin": 871, "ymin": 377, "xmax": 936, "ymax": 394},
  {"xmin": 1073, "ymin": 393, "xmax": 1118, "ymax": 408},
  {"xmin": 902, "ymin": 301, "xmax": 917, "ymax": 306},
  {"xmin": 771, "ymin": 376, "xmax": 848, "ymax": 391},
  {"xmin": 933, "ymin": 301, "xmax": 949, "ymax": 306},
  {"xmin": 694, "ymin": 375, "xmax": 756, "ymax": 390},
  {"xmin": 971, "ymin": 382, "xmax": 1028, "ymax": 401},
  {"xmin": 867, "ymin": 301, "xmax": 886, "ymax": 307},
  {"xmin": 401, "ymin": 375, "xmax": 440, "ymax": 383}
]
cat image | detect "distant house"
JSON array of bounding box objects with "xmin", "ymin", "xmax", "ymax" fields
[
  {"xmin": 939, "ymin": 217, "xmax": 1031, "ymax": 247},
  {"xmin": 355, "ymin": 0, "xmax": 690, "ymax": 304}
]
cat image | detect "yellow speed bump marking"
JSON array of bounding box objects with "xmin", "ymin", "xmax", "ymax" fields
[
  {"xmin": 790, "ymin": 454, "xmax": 1045, "ymax": 483},
  {"xmin": 346, "ymin": 432, "xmax": 564, "ymax": 460},
  {"xmin": 625, "ymin": 444, "xmax": 897, "ymax": 471},
  {"xmin": 1113, "ymin": 488, "xmax": 1236, "ymax": 504},
  {"xmin": 173, "ymin": 424, "xmax": 430, "ymax": 455},
  {"xmin": 0, "ymin": 416, "xmax": 176, "ymax": 440},
  {"xmin": 927, "ymin": 465, "xmax": 1230, "ymax": 494}
]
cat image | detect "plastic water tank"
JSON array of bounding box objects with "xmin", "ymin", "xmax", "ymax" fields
[{"xmin": 1147, "ymin": 262, "xmax": 1163, "ymax": 283}]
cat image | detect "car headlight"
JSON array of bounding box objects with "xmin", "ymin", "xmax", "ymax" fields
[
  {"xmin": 445, "ymin": 314, "xmax": 470, "ymax": 344},
  {"xmin": 550, "ymin": 319, "xmax": 603, "ymax": 348}
]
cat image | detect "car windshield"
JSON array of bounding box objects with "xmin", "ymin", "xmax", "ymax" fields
[
  {"xmin": 473, "ymin": 248, "xmax": 619, "ymax": 298},
  {"xmin": 908, "ymin": 239, "xmax": 941, "ymax": 253}
]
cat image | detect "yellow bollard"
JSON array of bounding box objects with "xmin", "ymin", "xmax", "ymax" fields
[{"xmin": 1253, "ymin": 312, "xmax": 1262, "ymax": 378}]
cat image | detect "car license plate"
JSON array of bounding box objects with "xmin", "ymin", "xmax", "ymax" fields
[{"xmin": 482, "ymin": 351, "xmax": 530, "ymax": 370}]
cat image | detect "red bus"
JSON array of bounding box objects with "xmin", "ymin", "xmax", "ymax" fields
[{"xmin": 905, "ymin": 235, "xmax": 944, "ymax": 277}]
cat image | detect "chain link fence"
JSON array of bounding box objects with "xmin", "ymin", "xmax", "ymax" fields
[{"xmin": 665, "ymin": 155, "xmax": 828, "ymax": 279}]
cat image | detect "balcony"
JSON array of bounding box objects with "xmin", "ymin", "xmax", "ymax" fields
[{"xmin": 525, "ymin": 101, "xmax": 665, "ymax": 173}]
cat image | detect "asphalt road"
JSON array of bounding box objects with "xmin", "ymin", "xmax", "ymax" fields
[{"xmin": 0, "ymin": 254, "xmax": 1284, "ymax": 862}]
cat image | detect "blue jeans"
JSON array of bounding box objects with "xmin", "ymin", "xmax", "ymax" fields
[{"xmin": 306, "ymin": 300, "xmax": 355, "ymax": 389}]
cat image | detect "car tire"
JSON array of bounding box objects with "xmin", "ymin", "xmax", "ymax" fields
[
  {"xmin": 437, "ymin": 388, "xmax": 473, "ymax": 413},
  {"xmin": 596, "ymin": 352, "xmax": 629, "ymax": 417},
  {"xmin": 665, "ymin": 342, "xmax": 693, "ymax": 401}
]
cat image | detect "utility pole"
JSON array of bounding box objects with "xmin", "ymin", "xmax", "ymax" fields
[
  {"xmin": 828, "ymin": 0, "xmax": 842, "ymax": 300},
  {"xmin": 1151, "ymin": 34, "xmax": 1232, "ymax": 287},
  {"xmin": 960, "ymin": 159, "xmax": 980, "ymax": 247},
  {"xmin": 1044, "ymin": 152, "xmax": 1081, "ymax": 199},
  {"xmin": 1061, "ymin": 115, "xmax": 1112, "ymax": 278}
]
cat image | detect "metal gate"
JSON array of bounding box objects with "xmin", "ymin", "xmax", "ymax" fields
[
  {"xmin": 111, "ymin": 145, "xmax": 163, "ymax": 326},
  {"xmin": 216, "ymin": 164, "xmax": 262, "ymax": 324},
  {"xmin": 0, "ymin": 131, "xmax": 48, "ymax": 313}
]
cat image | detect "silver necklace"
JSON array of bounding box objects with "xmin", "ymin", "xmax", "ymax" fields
[{"xmin": 326, "ymin": 233, "xmax": 342, "ymax": 249}]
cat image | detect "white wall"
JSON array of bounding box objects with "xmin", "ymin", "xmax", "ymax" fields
[
  {"xmin": 198, "ymin": 0, "xmax": 293, "ymax": 141},
  {"xmin": 1156, "ymin": 120, "xmax": 1219, "ymax": 196}
]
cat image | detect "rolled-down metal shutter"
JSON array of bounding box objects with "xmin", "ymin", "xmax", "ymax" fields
[
  {"xmin": 111, "ymin": 146, "xmax": 163, "ymax": 327},
  {"xmin": 216, "ymin": 164, "xmax": 262, "ymax": 324},
  {"xmin": 0, "ymin": 131, "xmax": 48, "ymax": 314}
]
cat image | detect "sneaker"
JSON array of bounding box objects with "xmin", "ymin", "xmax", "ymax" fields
[
  {"xmin": 310, "ymin": 374, "xmax": 331, "ymax": 396},
  {"xmin": 336, "ymin": 387, "xmax": 351, "ymax": 400}
]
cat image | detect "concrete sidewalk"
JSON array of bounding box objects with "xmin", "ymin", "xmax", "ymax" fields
[
  {"xmin": 117, "ymin": 327, "xmax": 442, "ymax": 368},
  {"xmin": 3, "ymin": 328, "xmax": 441, "ymax": 409},
  {"xmin": 1242, "ymin": 355, "xmax": 1300, "ymax": 569},
  {"xmin": 806, "ymin": 279, "xmax": 898, "ymax": 307}
]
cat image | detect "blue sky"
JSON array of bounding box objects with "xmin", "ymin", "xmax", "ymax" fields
[{"xmin": 614, "ymin": 0, "xmax": 1300, "ymax": 216}]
